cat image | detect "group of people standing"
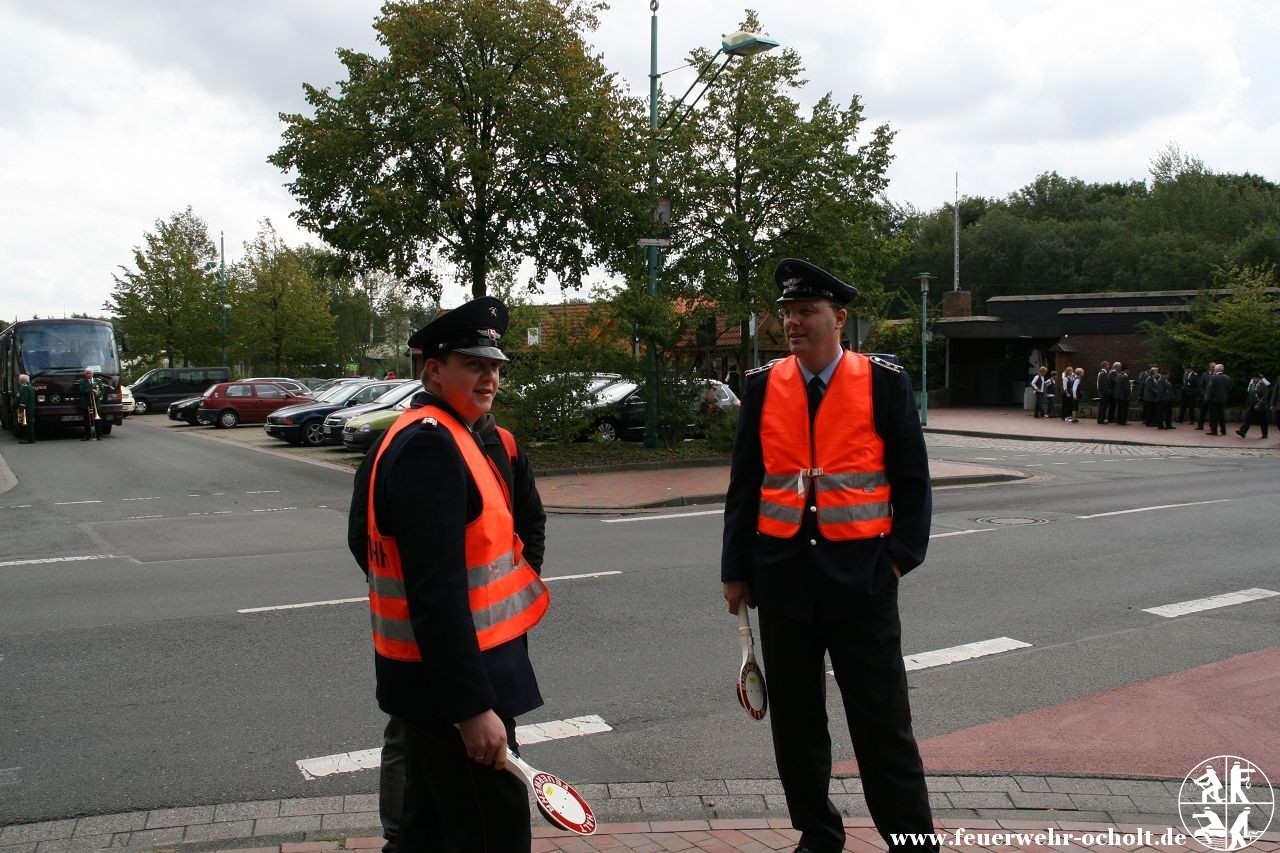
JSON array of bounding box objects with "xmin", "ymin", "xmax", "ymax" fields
[
  {"xmin": 12, "ymin": 367, "xmax": 106, "ymax": 444},
  {"xmin": 1032, "ymin": 359, "xmax": 1278, "ymax": 438},
  {"xmin": 347, "ymin": 259, "xmax": 939, "ymax": 851},
  {"xmin": 1030, "ymin": 365, "xmax": 1086, "ymax": 422}
]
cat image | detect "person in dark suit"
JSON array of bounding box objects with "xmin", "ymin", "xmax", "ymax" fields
[
  {"xmin": 1197, "ymin": 361, "xmax": 1216, "ymax": 430},
  {"xmin": 1111, "ymin": 363, "xmax": 1130, "ymax": 425},
  {"xmin": 1235, "ymin": 372, "xmax": 1269, "ymax": 438},
  {"xmin": 348, "ymin": 296, "xmax": 550, "ymax": 850},
  {"xmin": 1178, "ymin": 365, "xmax": 1199, "ymax": 423},
  {"xmin": 721, "ymin": 258, "xmax": 935, "ymax": 853},
  {"xmin": 1205, "ymin": 363, "xmax": 1231, "ymax": 435},
  {"xmin": 1096, "ymin": 361, "xmax": 1112, "ymax": 424}
]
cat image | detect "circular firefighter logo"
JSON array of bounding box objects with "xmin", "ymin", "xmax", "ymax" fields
[{"xmin": 1179, "ymin": 756, "xmax": 1274, "ymax": 851}]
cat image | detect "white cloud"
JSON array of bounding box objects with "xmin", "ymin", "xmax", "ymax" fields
[{"xmin": 2, "ymin": 0, "xmax": 1279, "ymax": 321}]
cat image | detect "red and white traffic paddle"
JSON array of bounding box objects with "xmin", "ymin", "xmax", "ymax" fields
[
  {"xmin": 736, "ymin": 607, "xmax": 768, "ymax": 720},
  {"xmin": 505, "ymin": 749, "xmax": 597, "ymax": 835}
]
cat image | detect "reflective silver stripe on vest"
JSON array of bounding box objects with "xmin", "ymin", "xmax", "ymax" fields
[
  {"xmin": 759, "ymin": 500, "xmax": 803, "ymax": 524},
  {"xmin": 763, "ymin": 473, "xmax": 799, "ymax": 491},
  {"xmin": 368, "ymin": 573, "xmax": 417, "ymax": 642},
  {"xmin": 468, "ymin": 551, "xmax": 518, "ymax": 590},
  {"xmin": 472, "ymin": 576, "xmax": 545, "ymax": 633},
  {"xmin": 370, "ymin": 572, "xmax": 407, "ymax": 600},
  {"xmin": 815, "ymin": 471, "xmax": 888, "ymax": 492},
  {"xmin": 819, "ymin": 501, "xmax": 891, "ymax": 524},
  {"xmin": 371, "ymin": 612, "xmax": 417, "ymax": 642}
]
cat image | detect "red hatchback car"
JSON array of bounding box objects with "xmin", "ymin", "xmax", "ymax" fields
[{"xmin": 196, "ymin": 381, "xmax": 313, "ymax": 428}]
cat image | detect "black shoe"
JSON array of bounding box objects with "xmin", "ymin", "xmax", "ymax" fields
[{"xmin": 81, "ymin": 436, "xmax": 90, "ymax": 441}]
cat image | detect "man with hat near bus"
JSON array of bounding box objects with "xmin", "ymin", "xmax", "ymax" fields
[
  {"xmin": 356, "ymin": 295, "xmax": 550, "ymax": 850},
  {"xmin": 721, "ymin": 259, "xmax": 936, "ymax": 852},
  {"xmin": 76, "ymin": 367, "xmax": 103, "ymax": 440},
  {"xmin": 16, "ymin": 373, "xmax": 36, "ymax": 443}
]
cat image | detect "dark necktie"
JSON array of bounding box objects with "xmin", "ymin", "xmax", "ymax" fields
[{"xmin": 807, "ymin": 375, "xmax": 825, "ymax": 420}]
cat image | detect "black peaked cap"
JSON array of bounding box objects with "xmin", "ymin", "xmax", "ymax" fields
[
  {"xmin": 407, "ymin": 296, "xmax": 510, "ymax": 362},
  {"xmin": 774, "ymin": 258, "xmax": 858, "ymax": 305}
]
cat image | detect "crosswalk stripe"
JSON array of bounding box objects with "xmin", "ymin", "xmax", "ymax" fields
[
  {"xmin": 296, "ymin": 715, "xmax": 613, "ymax": 780},
  {"xmin": 1143, "ymin": 588, "xmax": 1279, "ymax": 618}
]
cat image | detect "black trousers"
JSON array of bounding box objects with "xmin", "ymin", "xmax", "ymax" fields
[
  {"xmin": 397, "ymin": 716, "xmax": 530, "ymax": 852},
  {"xmin": 1178, "ymin": 398, "xmax": 1197, "ymax": 423},
  {"xmin": 1114, "ymin": 400, "xmax": 1129, "ymax": 424},
  {"xmin": 1159, "ymin": 401, "xmax": 1174, "ymax": 429},
  {"xmin": 758, "ymin": 597, "xmax": 936, "ymax": 852},
  {"xmin": 1096, "ymin": 397, "xmax": 1110, "ymax": 423},
  {"xmin": 1197, "ymin": 401, "xmax": 1210, "ymax": 429},
  {"xmin": 18, "ymin": 409, "xmax": 36, "ymax": 442},
  {"xmin": 1205, "ymin": 401, "xmax": 1227, "ymax": 434},
  {"xmin": 380, "ymin": 717, "xmax": 407, "ymax": 852},
  {"xmin": 1238, "ymin": 407, "xmax": 1269, "ymax": 437}
]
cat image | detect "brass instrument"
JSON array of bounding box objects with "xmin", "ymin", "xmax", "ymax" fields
[
  {"xmin": 89, "ymin": 382, "xmax": 102, "ymax": 421},
  {"xmin": 17, "ymin": 407, "xmax": 26, "ymax": 427}
]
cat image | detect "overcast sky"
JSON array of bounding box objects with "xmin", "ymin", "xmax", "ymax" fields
[{"xmin": 3, "ymin": 0, "xmax": 1278, "ymax": 321}]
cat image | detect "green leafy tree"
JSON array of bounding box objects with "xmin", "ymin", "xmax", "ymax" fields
[
  {"xmin": 231, "ymin": 221, "xmax": 335, "ymax": 374},
  {"xmin": 271, "ymin": 0, "xmax": 643, "ymax": 300},
  {"xmin": 1141, "ymin": 265, "xmax": 1280, "ymax": 399},
  {"xmin": 661, "ymin": 11, "xmax": 901, "ymax": 371},
  {"xmin": 106, "ymin": 207, "xmax": 223, "ymax": 367}
]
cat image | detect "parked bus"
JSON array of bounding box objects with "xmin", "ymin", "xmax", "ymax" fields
[{"xmin": 0, "ymin": 318, "xmax": 127, "ymax": 437}]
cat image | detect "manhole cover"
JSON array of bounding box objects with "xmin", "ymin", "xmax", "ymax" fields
[{"xmin": 975, "ymin": 516, "xmax": 1049, "ymax": 526}]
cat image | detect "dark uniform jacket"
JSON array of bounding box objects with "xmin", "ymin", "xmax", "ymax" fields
[
  {"xmin": 17, "ymin": 383, "xmax": 36, "ymax": 412},
  {"xmin": 1181, "ymin": 371, "xmax": 1199, "ymax": 397},
  {"xmin": 1207, "ymin": 372, "xmax": 1232, "ymax": 403},
  {"xmin": 347, "ymin": 391, "xmax": 546, "ymax": 726},
  {"xmin": 1097, "ymin": 369, "xmax": 1112, "ymax": 399},
  {"xmin": 721, "ymin": 354, "xmax": 932, "ymax": 622},
  {"xmin": 76, "ymin": 377, "xmax": 103, "ymax": 409}
]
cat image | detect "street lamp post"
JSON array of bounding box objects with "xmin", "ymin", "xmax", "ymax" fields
[
  {"xmin": 218, "ymin": 231, "xmax": 228, "ymax": 369},
  {"xmin": 642, "ymin": 1, "xmax": 778, "ymax": 447},
  {"xmin": 917, "ymin": 272, "xmax": 933, "ymax": 425}
]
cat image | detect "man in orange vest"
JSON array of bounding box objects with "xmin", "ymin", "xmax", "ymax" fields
[
  {"xmin": 352, "ymin": 296, "xmax": 550, "ymax": 850},
  {"xmin": 722, "ymin": 259, "xmax": 936, "ymax": 852}
]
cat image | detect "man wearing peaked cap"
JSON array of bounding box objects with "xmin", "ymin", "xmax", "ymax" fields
[
  {"xmin": 773, "ymin": 257, "xmax": 859, "ymax": 306},
  {"xmin": 407, "ymin": 295, "xmax": 510, "ymax": 362},
  {"xmin": 723, "ymin": 259, "xmax": 937, "ymax": 851},
  {"xmin": 350, "ymin": 294, "xmax": 549, "ymax": 849}
]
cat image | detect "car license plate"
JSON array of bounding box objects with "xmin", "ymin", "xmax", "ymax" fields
[
  {"xmin": 61, "ymin": 415, "xmax": 84, "ymax": 422},
  {"xmin": 265, "ymin": 425, "xmax": 278, "ymax": 434}
]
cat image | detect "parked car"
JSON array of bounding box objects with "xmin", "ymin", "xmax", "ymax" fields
[
  {"xmin": 120, "ymin": 384, "xmax": 134, "ymax": 416},
  {"xmin": 321, "ymin": 380, "xmax": 420, "ymax": 445},
  {"xmin": 242, "ymin": 377, "xmax": 311, "ymax": 395},
  {"xmin": 587, "ymin": 378, "xmax": 740, "ymax": 441},
  {"xmin": 196, "ymin": 382, "xmax": 313, "ymax": 428},
  {"xmin": 168, "ymin": 395, "xmax": 212, "ymax": 425},
  {"xmin": 341, "ymin": 392, "xmax": 424, "ymax": 452},
  {"xmin": 128, "ymin": 366, "xmax": 230, "ymax": 414},
  {"xmin": 263, "ymin": 379, "xmax": 401, "ymax": 446}
]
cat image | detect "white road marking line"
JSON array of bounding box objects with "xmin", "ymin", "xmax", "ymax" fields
[
  {"xmin": 1026, "ymin": 464, "xmax": 1042, "ymax": 467},
  {"xmin": 296, "ymin": 715, "xmax": 613, "ymax": 780},
  {"xmin": 904, "ymin": 637, "xmax": 1033, "ymax": 671},
  {"xmin": 543, "ymin": 571, "xmax": 623, "ymax": 582},
  {"xmin": 0, "ymin": 554, "xmax": 115, "ymax": 567},
  {"xmin": 187, "ymin": 494, "xmax": 201, "ymax": 497},
  {"xmin": 603, "ymin": 509, "xmax": 722, "ymax": 523},
  {"xmin": 187, "ymin": 511, "xmax": 232, "ymax": 516},
  {"xmin": 128, "ymin": 515, "xmax": 164, "ymax": 520},
  {"xmin": 239, "ymin": 597, "xmax": 366, "ymax": 614},
  {"xmin": 252, "ymin": 507, "xmax": 299, "ymax": 513},
  {"xmin": 828, "ymin": 637, "xmax": 1031, "ymax": 676},
  {"xmin": 53, "ymin": 500, "xmax": 102, "ymax": 505},
  {"xmin": 930, "ymin": 528, "xmax": 999, "ymax": 539},
  {"xmin": 1143, "ymin": 588, "xmax": 1279, "ymax": 618},
  {"xmin": 1, "ymin": 505, "xmax": 33, "ymax": 509},
  {"xmin": 972, "ymin": 457, "xmax": 1000, "ymax": 461},
  {"xmin": 246, "ymin": 490, "xmax": 280, "ymax": 494},
  {"xmin": 1051, "ymin": 462, "xmax": 1068, "ymax": 465},
  {"xmin": 121, "ymin": 496, "xmax": 161, "ymax": 502},
  {"xmin": 1077, "ymin": 499, "xmax": 1229, "ymax": 519},
  {"xmin": 1165, "ymin": 456, "xmax": 1188, "ymax": 459},
  {"xmin": 1078, "ymin": 460, "xmax": 1097, "ymax": 464}
]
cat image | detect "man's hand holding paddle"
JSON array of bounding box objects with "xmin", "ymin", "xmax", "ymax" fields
[
  {"xmin": 458, "ymin": 709, "xmax": 509, "ymax": 771},
  {"xmin": 723, "ymin": 580, "xmax": 754, "ymax": 615}
]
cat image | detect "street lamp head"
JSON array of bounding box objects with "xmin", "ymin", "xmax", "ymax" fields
[
  {"xmin": 722, "ymin": 30, "xmax": 780, "ymax": 57},
  {"xmin": 203, "ymin": 261, "xmax": 218, "ymax": 271}
]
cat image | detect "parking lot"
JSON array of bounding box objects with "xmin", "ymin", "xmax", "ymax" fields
[{"xmin": 132, "ymin": 411, "xmax": 365, "ymax": 469}]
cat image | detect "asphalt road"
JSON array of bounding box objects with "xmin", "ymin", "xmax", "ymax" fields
[{"xmin": 0, "ymin": 419, "xmax": 1276, "ymax": 825}]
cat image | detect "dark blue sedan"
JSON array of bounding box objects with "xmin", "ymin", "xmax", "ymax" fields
[{"xmin": 264, "ymin": 380, "xmax": 401, "ymax": 446}]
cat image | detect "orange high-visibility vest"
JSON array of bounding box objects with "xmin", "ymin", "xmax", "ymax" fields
[
  {"xmin": 757, "ymin": 353, "xmax": 893, "ymax": 540},
  {"xmin": 366, "ymin": 406, "xmax": 549, "ymax": 661}
]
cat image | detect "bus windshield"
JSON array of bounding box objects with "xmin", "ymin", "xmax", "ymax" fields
[{"xmin": 18, "ymin": 322, "xmax": 122, "ymax": 377}]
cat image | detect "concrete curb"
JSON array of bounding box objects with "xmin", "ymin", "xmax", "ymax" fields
[{"xmin": 6, "ymin": 772, "xmax": 1258, "ymax": 852}]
